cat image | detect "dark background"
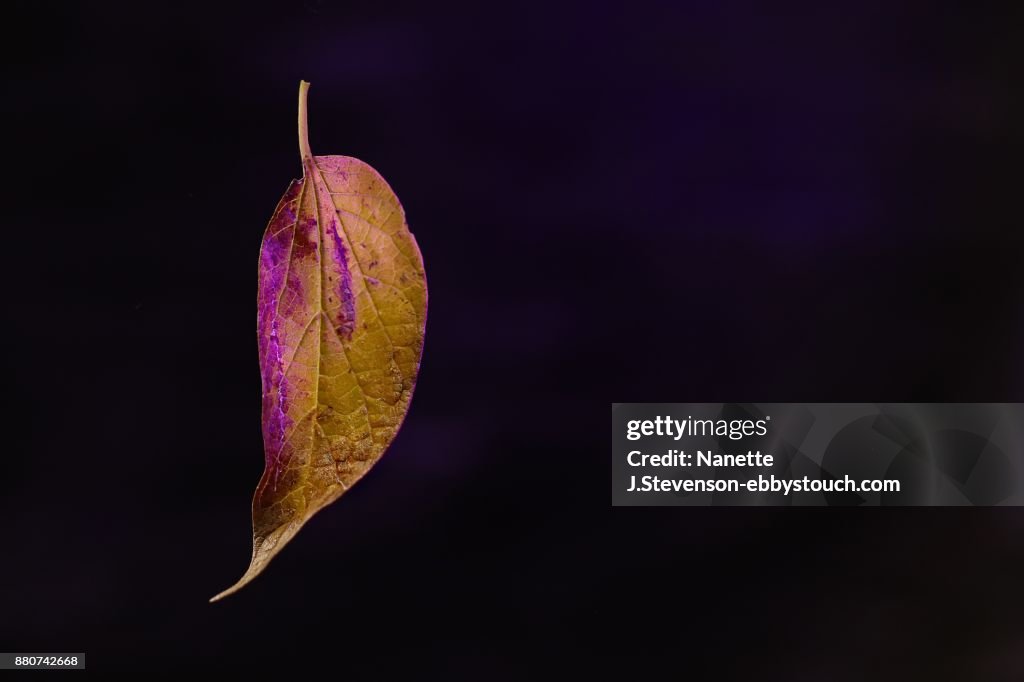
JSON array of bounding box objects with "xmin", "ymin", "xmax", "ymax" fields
[{"xmin": 5, "ymin": 0, "xmax": 1024, "ymax": 677}]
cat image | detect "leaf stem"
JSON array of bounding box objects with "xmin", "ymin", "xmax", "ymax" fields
[{"xmin": 298, "ymin": 80, "xmax": 312, "ymax": 162}]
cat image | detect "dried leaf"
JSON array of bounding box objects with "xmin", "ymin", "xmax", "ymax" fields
[{"xmin": 212, "ymin": 81, "xmax": 427, "ymax": 601}]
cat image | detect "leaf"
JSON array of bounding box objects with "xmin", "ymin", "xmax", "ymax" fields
[{"xmin": 211, "ymin": 81, "xmax": 427, "ymax": 601}]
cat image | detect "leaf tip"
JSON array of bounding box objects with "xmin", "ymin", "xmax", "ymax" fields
[
  {"xmin": 209, "ymin": 575, "xmax": 250, "ymax": 603},
  {"xmin": 208, "ymin": 587, "xmax": 234, "ymax": 604},
  {"xmin": 210, "ymin": 557, "xmax": 265, "ymax": 603}
]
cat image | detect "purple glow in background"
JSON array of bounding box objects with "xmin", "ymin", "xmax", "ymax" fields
[{"xmin": 4, "ymin": 0, "xmax": 1024, "ymax": 677}]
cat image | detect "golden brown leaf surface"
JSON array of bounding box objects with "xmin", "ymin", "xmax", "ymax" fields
[{"xmin": 212, "ymin": 81, "xmax": 427, "ymax": 601}]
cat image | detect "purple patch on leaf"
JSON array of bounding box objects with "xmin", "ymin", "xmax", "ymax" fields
[{"xmin": 327, "ymin": 212, "xmax": 356, "ymax": 338}]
